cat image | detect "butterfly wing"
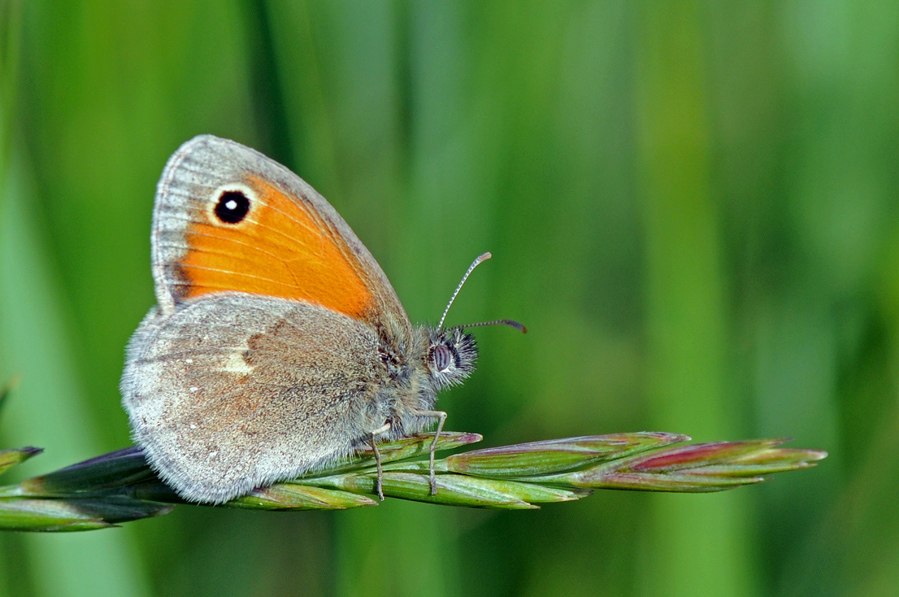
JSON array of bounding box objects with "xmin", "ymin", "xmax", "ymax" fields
[
  {"xmin": 151, "ymin": 135, "xmax": 411, "ymax": 338},
  {"xmin": 123, "ymin": 135, "xmax": 427, "ymax": 502},
  {"xmin": 122, "ymin": 294, "xmax": 395, "ymax": 504}
]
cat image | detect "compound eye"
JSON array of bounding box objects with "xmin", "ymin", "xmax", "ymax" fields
[{"xmin": 432, "ymin": 344, "xmax": 453, "ymax": 373}]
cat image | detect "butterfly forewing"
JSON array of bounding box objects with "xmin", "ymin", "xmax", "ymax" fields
[{"xmin": 151, "ymin": 135, "xmax": 411, "ymax": 337}]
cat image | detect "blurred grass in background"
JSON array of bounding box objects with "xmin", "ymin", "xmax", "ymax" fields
[{"xmin": 0, "ymin": 1, "xmax": 895, "ymax": 595}]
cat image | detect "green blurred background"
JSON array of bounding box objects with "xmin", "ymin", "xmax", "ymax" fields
[{"xmin": 0, "ymin": 1, "xmax": 895, "ymax": 595}]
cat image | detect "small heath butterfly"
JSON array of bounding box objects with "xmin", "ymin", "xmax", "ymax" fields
[{"xmin": 121, "ymin": 135, "xmax": 522, "ymax": 504}]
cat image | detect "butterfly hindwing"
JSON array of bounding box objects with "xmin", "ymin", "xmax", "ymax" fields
[{"xmin": 122, "ymin": 293, "xmax": 392, "ymax": 503}]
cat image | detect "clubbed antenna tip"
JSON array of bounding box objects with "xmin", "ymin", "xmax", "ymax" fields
[
  {"xmin": 438, "ymin": 252, "xmax": 493, "ymax": 329},
  {"xmin": 438, "ymin": 252, "xmax": 526, "ymax": 334},
  {"xmin": 463, "ymin": 319, "xmax": 527, "ymax": 333}
]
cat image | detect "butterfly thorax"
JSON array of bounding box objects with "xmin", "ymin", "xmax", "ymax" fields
[{"xmin": 376, "ymin": 325, "xmax": 477, "ymax": 438}]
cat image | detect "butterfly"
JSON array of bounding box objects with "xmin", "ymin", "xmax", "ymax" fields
[{"xmin": 121, "ymin": 135, "xmax": 522, "ymax": 504}]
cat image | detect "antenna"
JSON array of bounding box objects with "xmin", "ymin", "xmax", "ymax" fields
[
  {"xmin": 438, "ymin": 252, "xmax": 492, "ymax": 329},
  {"xmin": 437, "ymin": 252, "xmax": 527, "ymax": 333},
  {"xmin": 461, "ymin": 319, "xmax": 527, "ymax": 333}
]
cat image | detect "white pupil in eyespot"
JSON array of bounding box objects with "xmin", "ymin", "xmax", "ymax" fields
[{"xmin": 225, "ymin": 199, "xmax": 238, "ymax": 210}]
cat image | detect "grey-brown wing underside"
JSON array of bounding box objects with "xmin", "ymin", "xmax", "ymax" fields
[{"xmin": 121, "ymin": 293, "xmax": 390, "ymax": 504}]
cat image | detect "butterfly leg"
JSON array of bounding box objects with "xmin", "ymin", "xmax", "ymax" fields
[
  {"xmin": 412, "ymin": 410, "xmax": 447, "ymax": 495},
  {"xmin": 369, "ymin": 421, "xmax": 392, "ymax": 500}
]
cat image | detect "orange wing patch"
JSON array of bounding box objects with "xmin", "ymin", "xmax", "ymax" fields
[{"xmin": 176, "ymin": 175, "xmax": 373, "ymax": 319}]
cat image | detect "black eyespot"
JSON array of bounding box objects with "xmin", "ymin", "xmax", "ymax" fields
[
  {"xmin": 432, "ymin": 344, "xmax": 453, "ymax": 373},
  {"xmin": 213, "ymin": 190, "xmax": 251, "ymax": 224}
]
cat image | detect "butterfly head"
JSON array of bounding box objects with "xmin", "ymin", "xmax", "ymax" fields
[
  {"xmin": 422, "ymin": 252, "xmax": 526, "ymax": 391},
  {"xmin": 425, "ymin": 326, "xmax": 477, "ymax": 391}
]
